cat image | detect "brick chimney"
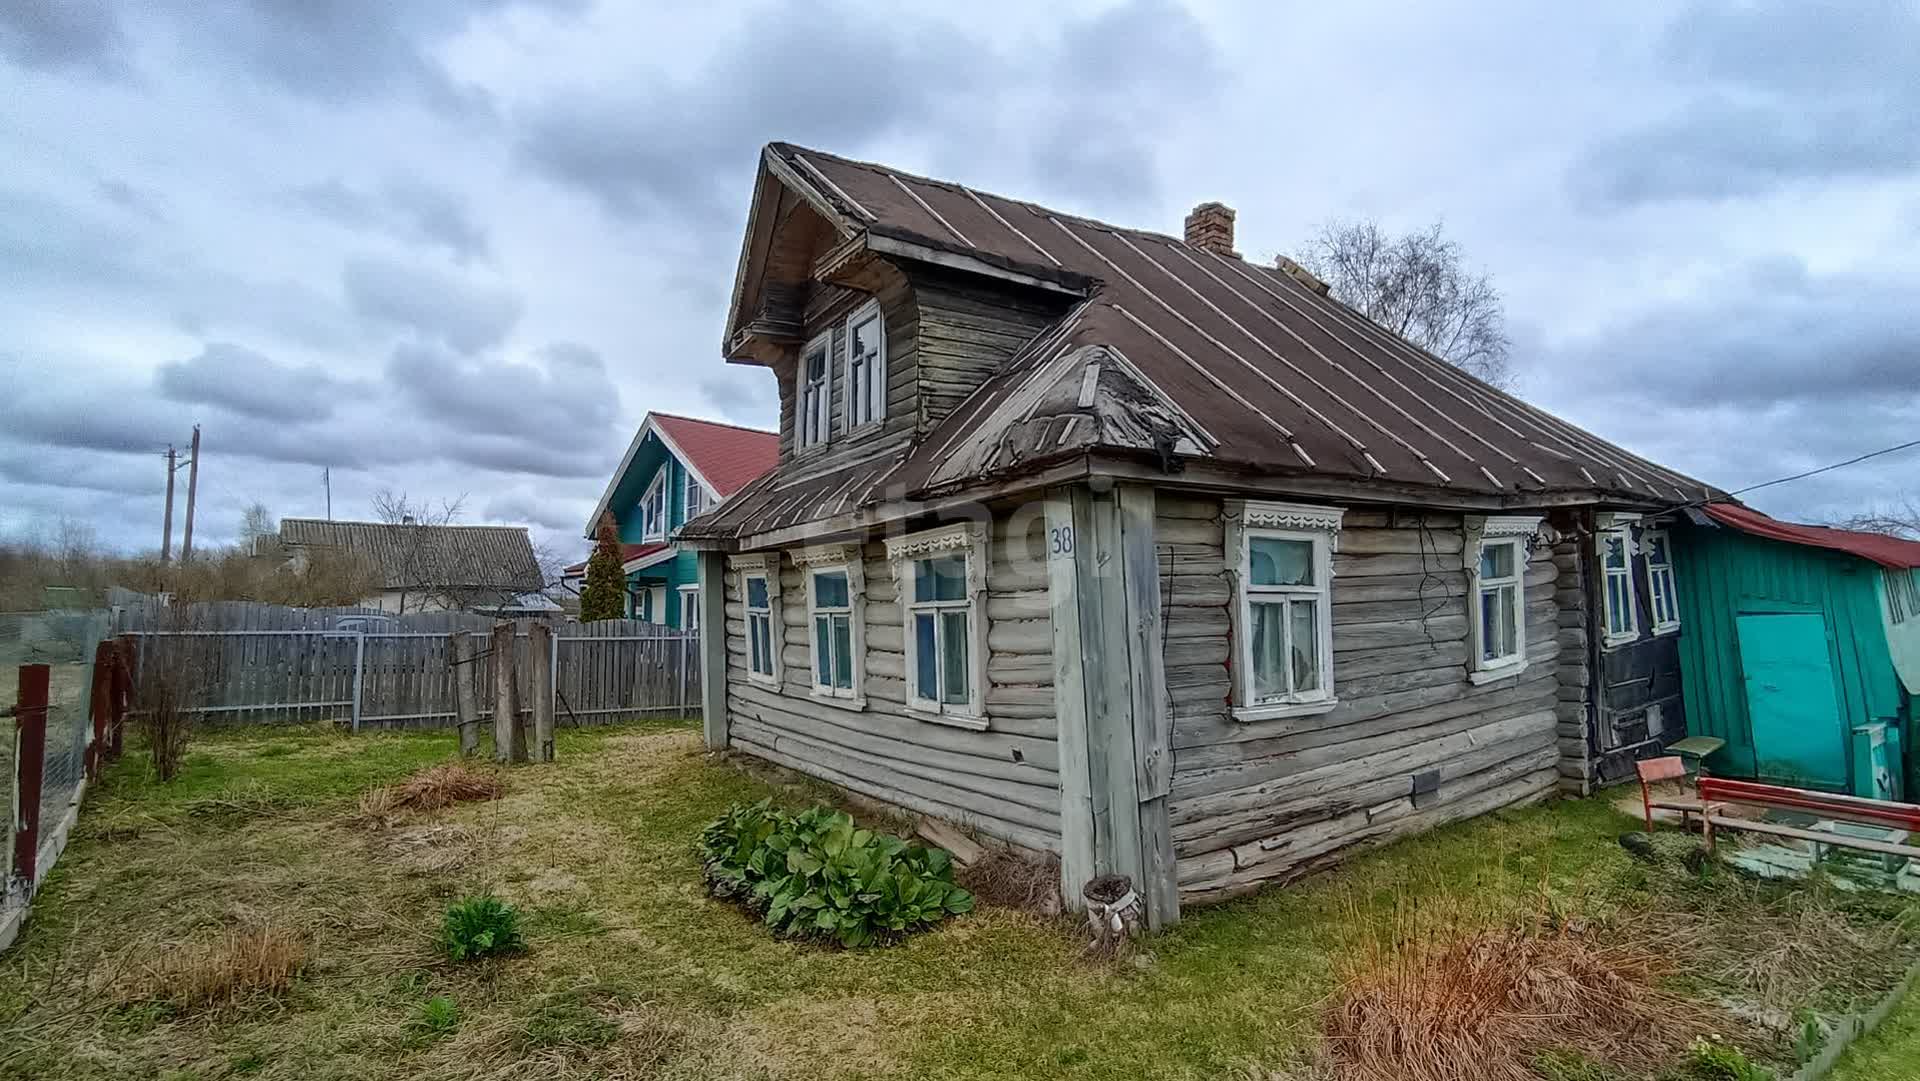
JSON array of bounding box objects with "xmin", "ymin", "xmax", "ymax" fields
[{"xmin": 1183, "ymin": 201, "xmax": 1237, "ymax": 257}]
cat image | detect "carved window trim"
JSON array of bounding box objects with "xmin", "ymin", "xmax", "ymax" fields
[
  {"xmin": 793, "ymin": 543, "xmax": 866, "ymax": 708},
  {"xmin": 731, "ymin": 552, "xmax": 783, "ymax": 685},
  {"xmin": 843, "ymin": 299, "xmax": 887, "ymax": 431},
  {"xmin": 1225, "ymin": 500, "xmax": 1343, "ymax": 723},
  {"xmin": 797, "ymin": 330, "xmax": 833, "ymax": 452},
  {"xmin": 886, "ymin": 523, "xmax": 990, "ymax": 730},
  {"xmin": 1642, "ymin": 528, "xmax": 1681, "ymax": 636},
  {"xmin": 1465, "ymin": 514, "xmax": 1543, "ymax": 683}
]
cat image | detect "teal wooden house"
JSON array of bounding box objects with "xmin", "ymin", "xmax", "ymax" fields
[
  {"xmin": 570, "ymin": 412, "xmax": 777, "ymax": 628},
  {"xmin": 1672, "ymin": 503, "xmax": 1920, "ymax": 800}
]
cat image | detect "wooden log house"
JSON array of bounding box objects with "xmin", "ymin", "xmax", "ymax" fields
[{"xmin": 678, "ymin": 143, "xmax": 1725, "ymax": 926}]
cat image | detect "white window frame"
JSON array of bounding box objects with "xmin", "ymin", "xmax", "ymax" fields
[
  {"xmin": 1226, "ymin": 500, "xmax": 1343, "ymax": 723},
  {"xmin": 1466, "ymin": 515, "xmax": 1541, "ymax": 684},
  {"xmin": 640, "ymin": 470, "xmax": 668, "ymax": 541},
  {"xmin": 797, "ymin": 331, "xmax": 832, "ymax": 451},
  {"xmin": 1642, "ymin": 528, "xmax": 1680, "ymax": 635},
  {"xmin": 1597, "ymin": 519, "xmax": 1640, "ymax": 647},
  {"xmin": 678, "ymin": 584, "xmax": 701, "ymax": 635},
  {"xmin": 843, "ymin": 300, "xmax": 886, "ymax": 430},
  {"xmin": 887, "ymin": 522, "xmax": 989, "ymax": 730},
  {"xmin": 793, "ymin": 543, "xmax": 866, "ymax": 707},
  {"xmin": 684, "ymin": 470, "xmax": 709, "ymax": 521},
  {"xmin": 1886, "ymin": 568, "xmax": 1920, "ymax": 626},
  {"xmin": 646, "ymin": 585, "xmax": 667, "ymax": 625},
  {"xmin": 731, "ymin": 552, "xmax": 782, "ymax": 685}
]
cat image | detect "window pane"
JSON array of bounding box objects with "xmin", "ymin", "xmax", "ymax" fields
[
  {"xmin": 915, "ymin": 554, "xmax": 967, "ymax": 602},
  {"xmin": 1602, "ymin": 533, "xmax": 1627, "ymax": 569},
  {"xmin": 1646, "ymin": 533, "xmax": 1670, "ymax": 565},
  {"xmin": 941, "ymin": 610, "xmax": 970, "ymax": 705},
  {"xmin": 806, "ymin": 347, "xmax": 825, "ymax": 381},
  {"xmin": 814, "ymin": 615, "xmax": 831, "ymax": 684},
  {"xmin": 746, "ymin": 577, "xmax": 768, "ymax": 609},
  {"xmin": 813, "ymin": 570, "xmax": 849, "ymax": 608},
  {"xmin": 1607, "ymin": 576, "xmax": 1631, "ymax": 634},
  {"xmin": 851, "ymin": 314, "xmax": 880, "ymax": 358},
  {"xmin": 1480, "ymin": 541, "xmax": 1515, "ymax": 580},
  {"xmin": 1499, "ymin": 584, "xmax": 1517, "ymax": 657},
  {"xmin": 1250, "ymin": 600, "xmax": 1286, "ymax": 700},
  {"xmin": 1289, "ymin": 600, "xmax": 1319, "ymax": 693},
  {"xmin": 1481, "ymin": 585, "xmax": 1516, "ymax": 661},
  {"xmin": 749, "ymin": 618, "xmax": 766, "ymax": 673},
  {"xmin": 1250, "ymin": 537, "xmax": 1314, "ymax": 587},
  {"xmin": 914, "ymin": 613, "xmax": 938, "ymax": 701},
  {"xmin": 832, "ymin": 615, "xmax": 853, "ymax": 688}
]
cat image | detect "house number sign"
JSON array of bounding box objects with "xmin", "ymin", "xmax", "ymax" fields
[{"xmin": 1048, "ymin": 525, "xmax": 1075, "ymax": 558}]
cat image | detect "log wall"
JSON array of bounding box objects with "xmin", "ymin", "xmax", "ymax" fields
[
  {"xmin": 1158, "ymin": 496, "xmax": 1565, "ymax": 904},
  {"xmin": 721, "ymin": 508, "xmax": 1060, "ymax": 851}
]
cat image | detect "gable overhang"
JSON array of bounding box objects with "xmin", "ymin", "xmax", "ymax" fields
[
  {"xmin": 583, "ymin": 412, "xmax": 724, "ymax": 539},
  {"xmin": 722, "ymin": 147, "xmax": 860, "ymax": 363}
]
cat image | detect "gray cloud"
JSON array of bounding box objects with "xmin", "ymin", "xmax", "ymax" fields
[
  {"xmin": 697, "ymin": 375, "xmax": 777, "ymax": 426},
  {"xmin": 342, "ymin": 256, "xmax": 523, "ymax": 352},
  {"xmin": 0, "ymin": 0, "xmax": 128, "ymax": 77},
  {"xmin": 0, "ymin": 442, "xmax": 156, "ymax": 496},
  {"xmin": 385, "ymin": 342, "xmax": 622, "ymax": 474},
  {"xmin": 1570, "ymin": 2, "xmax": 1920, "ymax": 207},
  {"xmin": 291, "ymin": 177, "xmax": 490, "ymax": 262},
  {"xmin": 484, "ymin": 488, "xmax": 590, "ymax": 533},
  {"xmin": 156, "ymin": 342, "xmax": 358, "ymax": 422}
]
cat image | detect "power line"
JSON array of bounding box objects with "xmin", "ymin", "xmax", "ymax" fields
[{"xmin": 1723, "ymin": 437, "xmax": 1920, "ymax": 501}]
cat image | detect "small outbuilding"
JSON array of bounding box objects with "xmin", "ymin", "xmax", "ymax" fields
[{"xmin": 1673, "ymin": 503, "xmax": 1920, "ymax": 800}]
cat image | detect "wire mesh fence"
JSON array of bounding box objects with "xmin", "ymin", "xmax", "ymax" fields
[{"xmin": 1, "ymin": 610, "xmax": 109, "ymax": 895}]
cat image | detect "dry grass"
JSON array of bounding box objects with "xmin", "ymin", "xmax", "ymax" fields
[
  {"xmin": 358, "ymin": 761, "xmax": 506, "ymax": 822},
  {"xmin": 122, "ymin": 924, "xmax": 306, "ymax": 1012},
  {"xmin": 1324, "ymin": 891, "xmax": 1708, "ymax": 1081},
  {"xmin": 956, "ymin": 847, "xmax": 1062, "ymax": 915}
]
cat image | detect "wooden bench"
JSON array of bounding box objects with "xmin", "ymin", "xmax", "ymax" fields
[{"xmin": 1639, "ymin": 766, "xmax": 1920, "ymax": 863}]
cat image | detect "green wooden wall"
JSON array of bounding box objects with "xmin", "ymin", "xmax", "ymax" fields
[
  {"xmin": 1672, "ymin": 521, "xmax": 1906, "ymax": 785},
  {"xmin": 605, "ymin": 431, "xmax": 702, "ymax": 628}
]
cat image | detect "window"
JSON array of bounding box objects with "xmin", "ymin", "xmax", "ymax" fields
[
  {"xmin": 1228, "ymin": 501, "xmax": 1342, "ymax": 722},
  {"xmin": 646, "ymin": 585, "xmax": 667, "ymax": 625},
  {"xmin": 641, "ymin": 471, "xmax": 668, "ymax": 540},
  {"xmin": 1643, "ymin": 530, "xmax": 1680, "ymax": 634},
  {"xmin": 845, "ymin": 302, "xmax": 886, "ymax": 428},
  {"xmin": 798, "ymin": 332, "xmax": 831, "ymax": 449},
  {"xmin": 684, "ymin": 471, "xmax": 708, "ymax": 520},
  {"xmin": 678, "ymin": 584, "xmax": 701, "ymax": 635},
  {"xmin": 887, "ymin": 523, "xmax": 988, "ymax": 727},
  {"xmin": 1887, "ymin": 568, "xmax": 1920, "ymax": 625},
  {"xmin": 1466, "ymin": 515, "xmax": 1540, "ymax": 682},
  {"xmin": 1600, "ymin": 527, "xmax": 1639, "ymax": 645},
  {"xmin": 794, "ymin": 544, "xmax": 865, "ymax": 703},
  {"xmin": 733, "ymin": 553, "xmax": 782, "ymax": 684}
]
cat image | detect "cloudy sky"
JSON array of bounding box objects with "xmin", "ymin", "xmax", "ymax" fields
[{"xmin": 3, "ymin": 1, "xmax": 1916, "ymax": 562}]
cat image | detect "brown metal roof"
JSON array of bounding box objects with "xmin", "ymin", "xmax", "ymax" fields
[
  {"xmin": 279, "ymin": 518, "xmax": 545, "ymax": 593},
  {"xmin": 688, "ymin": 143, "xmax": 1723, "ymax": 545}
]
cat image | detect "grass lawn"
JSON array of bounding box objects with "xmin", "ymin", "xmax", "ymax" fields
[
  {"xmin": 4, "ymin": 720, "xmax": 1919, "ymax": 1080},
  {"xmin": 1828, "ymin": 985, "xmax": 1920, "ymax": 1081}
]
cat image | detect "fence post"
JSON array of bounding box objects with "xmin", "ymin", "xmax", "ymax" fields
[
  {"xmin": 451, "ymin": 631, "xmax": 479, "ymax": 757},
  {"xmin": 111, "ymin": 636, "xmax": 134, "ymax": 760},
  {"xmin": 491, "ymin": 622, "xmax": 525, "ymax": 763},
  {"xmin": 12, "ymin": 664, "xmax": 50, "ymax": 888},
  {"xmin": 87, "ymin": 641, "xmax": 114, "ymax": 782},
  {"xmin": 528, "ymin": 623, "xmax": 555, "ymax": 763},
  {"xmin": 350, "ymin": 632, "xmax": 366, "ymax": 733}
]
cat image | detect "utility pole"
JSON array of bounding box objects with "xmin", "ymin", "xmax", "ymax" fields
[
  {"xmin": 324, "ymin": 466, "xmax": 332, "ymax": 521},
  {"xmin": 180, "ymin": 424, "xmax": 201, "ymax": 562},
  {"xmin": 161, "ymin": 445, "xmax": 177, "ymax": 561}
]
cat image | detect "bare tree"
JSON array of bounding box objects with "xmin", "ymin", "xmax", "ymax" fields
[
  {"xmin": 370, "ymin": 488, "xmax": 468, "ymax": 614},
  {"xmin": 1832, "ymin": 495, "xmax": 1920, "ymax": 539},
  {"xmin": 1295, "ymin": 218, "xmax": 1515, "ymax": 389},
  {"xmin": 238, "ymin": 503, "xmax": 277, "ymax": 555}
]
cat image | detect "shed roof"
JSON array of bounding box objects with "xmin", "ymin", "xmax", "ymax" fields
[
  {"xmin": 1701, "ymin": 503, "xmax": 1920, "ymax": 569},
  {"xmin": 692, "ymin": 143, "xmax": 1723, "ymax": 544},
  {"xmin": 279, "ymin": 518, "xmax": 545, "ymax": 592}
]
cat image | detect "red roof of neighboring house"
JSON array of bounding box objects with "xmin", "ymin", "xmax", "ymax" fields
[
  {"xmin": 1703, "ymin": 503, "xmax": 1920, "ymax": 569},
  {"xmin": 562, "ymin": 542, "xmax": 670, "ymax": 576},
  {"xmin": 653, "ymin": 413, "xmax": 779, "ymax": 497}
]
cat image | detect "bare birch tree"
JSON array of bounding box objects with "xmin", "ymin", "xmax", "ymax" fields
[
  {"xmin": 1833, "ymin": 495, "xmax": 1920, "ymax": 539},
  {"xmin": 1296, "ymin": 219, "xmax": 1515, "ymax": 389}
]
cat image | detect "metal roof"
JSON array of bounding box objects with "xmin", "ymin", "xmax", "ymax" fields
[
  {"xmin": 279, "ymin": 518, "xmax": 545, "ymax": 593},
  {"xmin": 688, "ymin": 142, "xmax": 1724, "ymax": 545},
  {"xmin": 1701, "ymin": 503, "xmax": 1920, "ymax": 569}
]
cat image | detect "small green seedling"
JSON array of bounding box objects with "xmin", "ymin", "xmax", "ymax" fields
[{"xmin": 439, "ymin": 896, "xmax": 523, "ymax": 961}]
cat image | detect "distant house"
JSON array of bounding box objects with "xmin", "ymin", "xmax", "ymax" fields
[
  {"xmin": 279, "ymin": 518, "xmax": 558, "ymax": 616},
  {"xmin": 1671, "ymin": 504, "xmax": 1920, "ymax": 800},
  {"xmin": 570, "ymin": 412, "xmax": 778, "ymax": 628}
]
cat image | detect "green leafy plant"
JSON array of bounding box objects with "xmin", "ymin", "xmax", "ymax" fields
[
  {"xmin": 414, "ymin": 994, "xmax": 458, "ymax": 1038},
  {"xmin": 439, "ymin": 896, "xmax": 523, "ymax": 961},
  {"xmin": 697, "ymin": 800, "xmax": 974, "ymax": 947},
  {"xmin": 1670, "ymin": 1036, "xmax": 1772, "ymax": 1081}
]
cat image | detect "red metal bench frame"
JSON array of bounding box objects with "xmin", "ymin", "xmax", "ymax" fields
[{"xmin": 1695, "ymin": 776, "xmax": 1920, "ymax": 833}]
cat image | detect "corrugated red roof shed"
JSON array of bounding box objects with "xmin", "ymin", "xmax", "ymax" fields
[{"xmin": 1702, "ymin": 503, "xmax": 1920, "ymax": 569}]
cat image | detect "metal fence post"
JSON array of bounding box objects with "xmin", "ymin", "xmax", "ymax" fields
[
  {"xmin": 12, "ymin": 664, "xmax": 50, "ymax": 887},
  {"xmin": 350, "ymin": 632, "xmax": 365, "ymax": 732}
]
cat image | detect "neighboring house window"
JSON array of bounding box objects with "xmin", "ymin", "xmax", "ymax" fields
[
  {"xmin": 798, "ymin": 331, "xmax": 832, "ymax": 449},
  {"xmin": 1466, "ymin": 515, "xmax": 1541, "ymax": 683},
  {"xmin": 641, "ymin": 471, "xmax": 668, "ymax": 540},
  {"xmin": 732, "ymin": 553, "xmax": 782, "ymax": 684},
  {"xmin": 1599, "ymin": 527, "xmax": 1639, "ymax": 645},
  {"xmin": 1226, "ymin": 501, "xmax": 1342, "ymax": 722},
  {"xmin": 685, "ymin": 471, "xmax": 708, "ymax": 519},
  {"xmin": 678, "ymin": 584, "xmax": 701, "ymax": 635},
  {"xmin": 645, "ymin": 585, "xmax": 666, "ymax": 624},
  {"xmin": 1643, "ymin": 530, "xmax": 1680, "ymax": 634},
  {"xmin": 794, "ymin": 544, "xmax": 865, "ymax": 703},
  {"xmin": 886, "ymin": 523, "xmax": 989, "ymax": 729},
  {"xmin": 1886, "ymin": 568, "xmax": 1920, "ymax": 625},
  {"xmin": 845, "ymin": 301, "xmax": 886, "ymax": 429}
]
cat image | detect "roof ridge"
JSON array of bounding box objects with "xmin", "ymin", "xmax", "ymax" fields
[
  {"xmin": 281, "ymin": 518, "xmax": 528, "ymax": 532},
  {"xmin": 650, "ymin": 411, "xmax": 777, "ymax": 436}
]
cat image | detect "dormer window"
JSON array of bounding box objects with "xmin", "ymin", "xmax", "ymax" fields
[
  {"xmin": 685, "ymin": 470, "xmax": 708, "ymax": 519},
  {"xmin": 641, "ymin": 471, "xmax": 668, "ymax": 540},
  {"xmin": 845, "ymin": 301, "xmax": 886, "ymax": 428},
  {"xmin": 799, "ymin": 331, "xmax": 831, "ymax": 449}
]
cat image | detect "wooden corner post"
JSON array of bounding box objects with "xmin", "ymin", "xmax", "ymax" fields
[
  {"xmin": 697, "ymin": 550, "xmax": 729, "ymax": 750},
  {"xmin": 1046, "ymin": 482, "xmax": 1179, "ymax": 927},
  {"xmin": 451, "ymin": 630, "xmax": 480, "ymax": 757},
  {"xmin": 490, "ymin": 621, "xmax": 526, "ymax": 763},
  {"xmin": 12, "ymin": 664, "xmax": 50, "ymax": 886},
  {"xmin": 528, "ymin": 622, "xmax": 555, "ymax": 763}
]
